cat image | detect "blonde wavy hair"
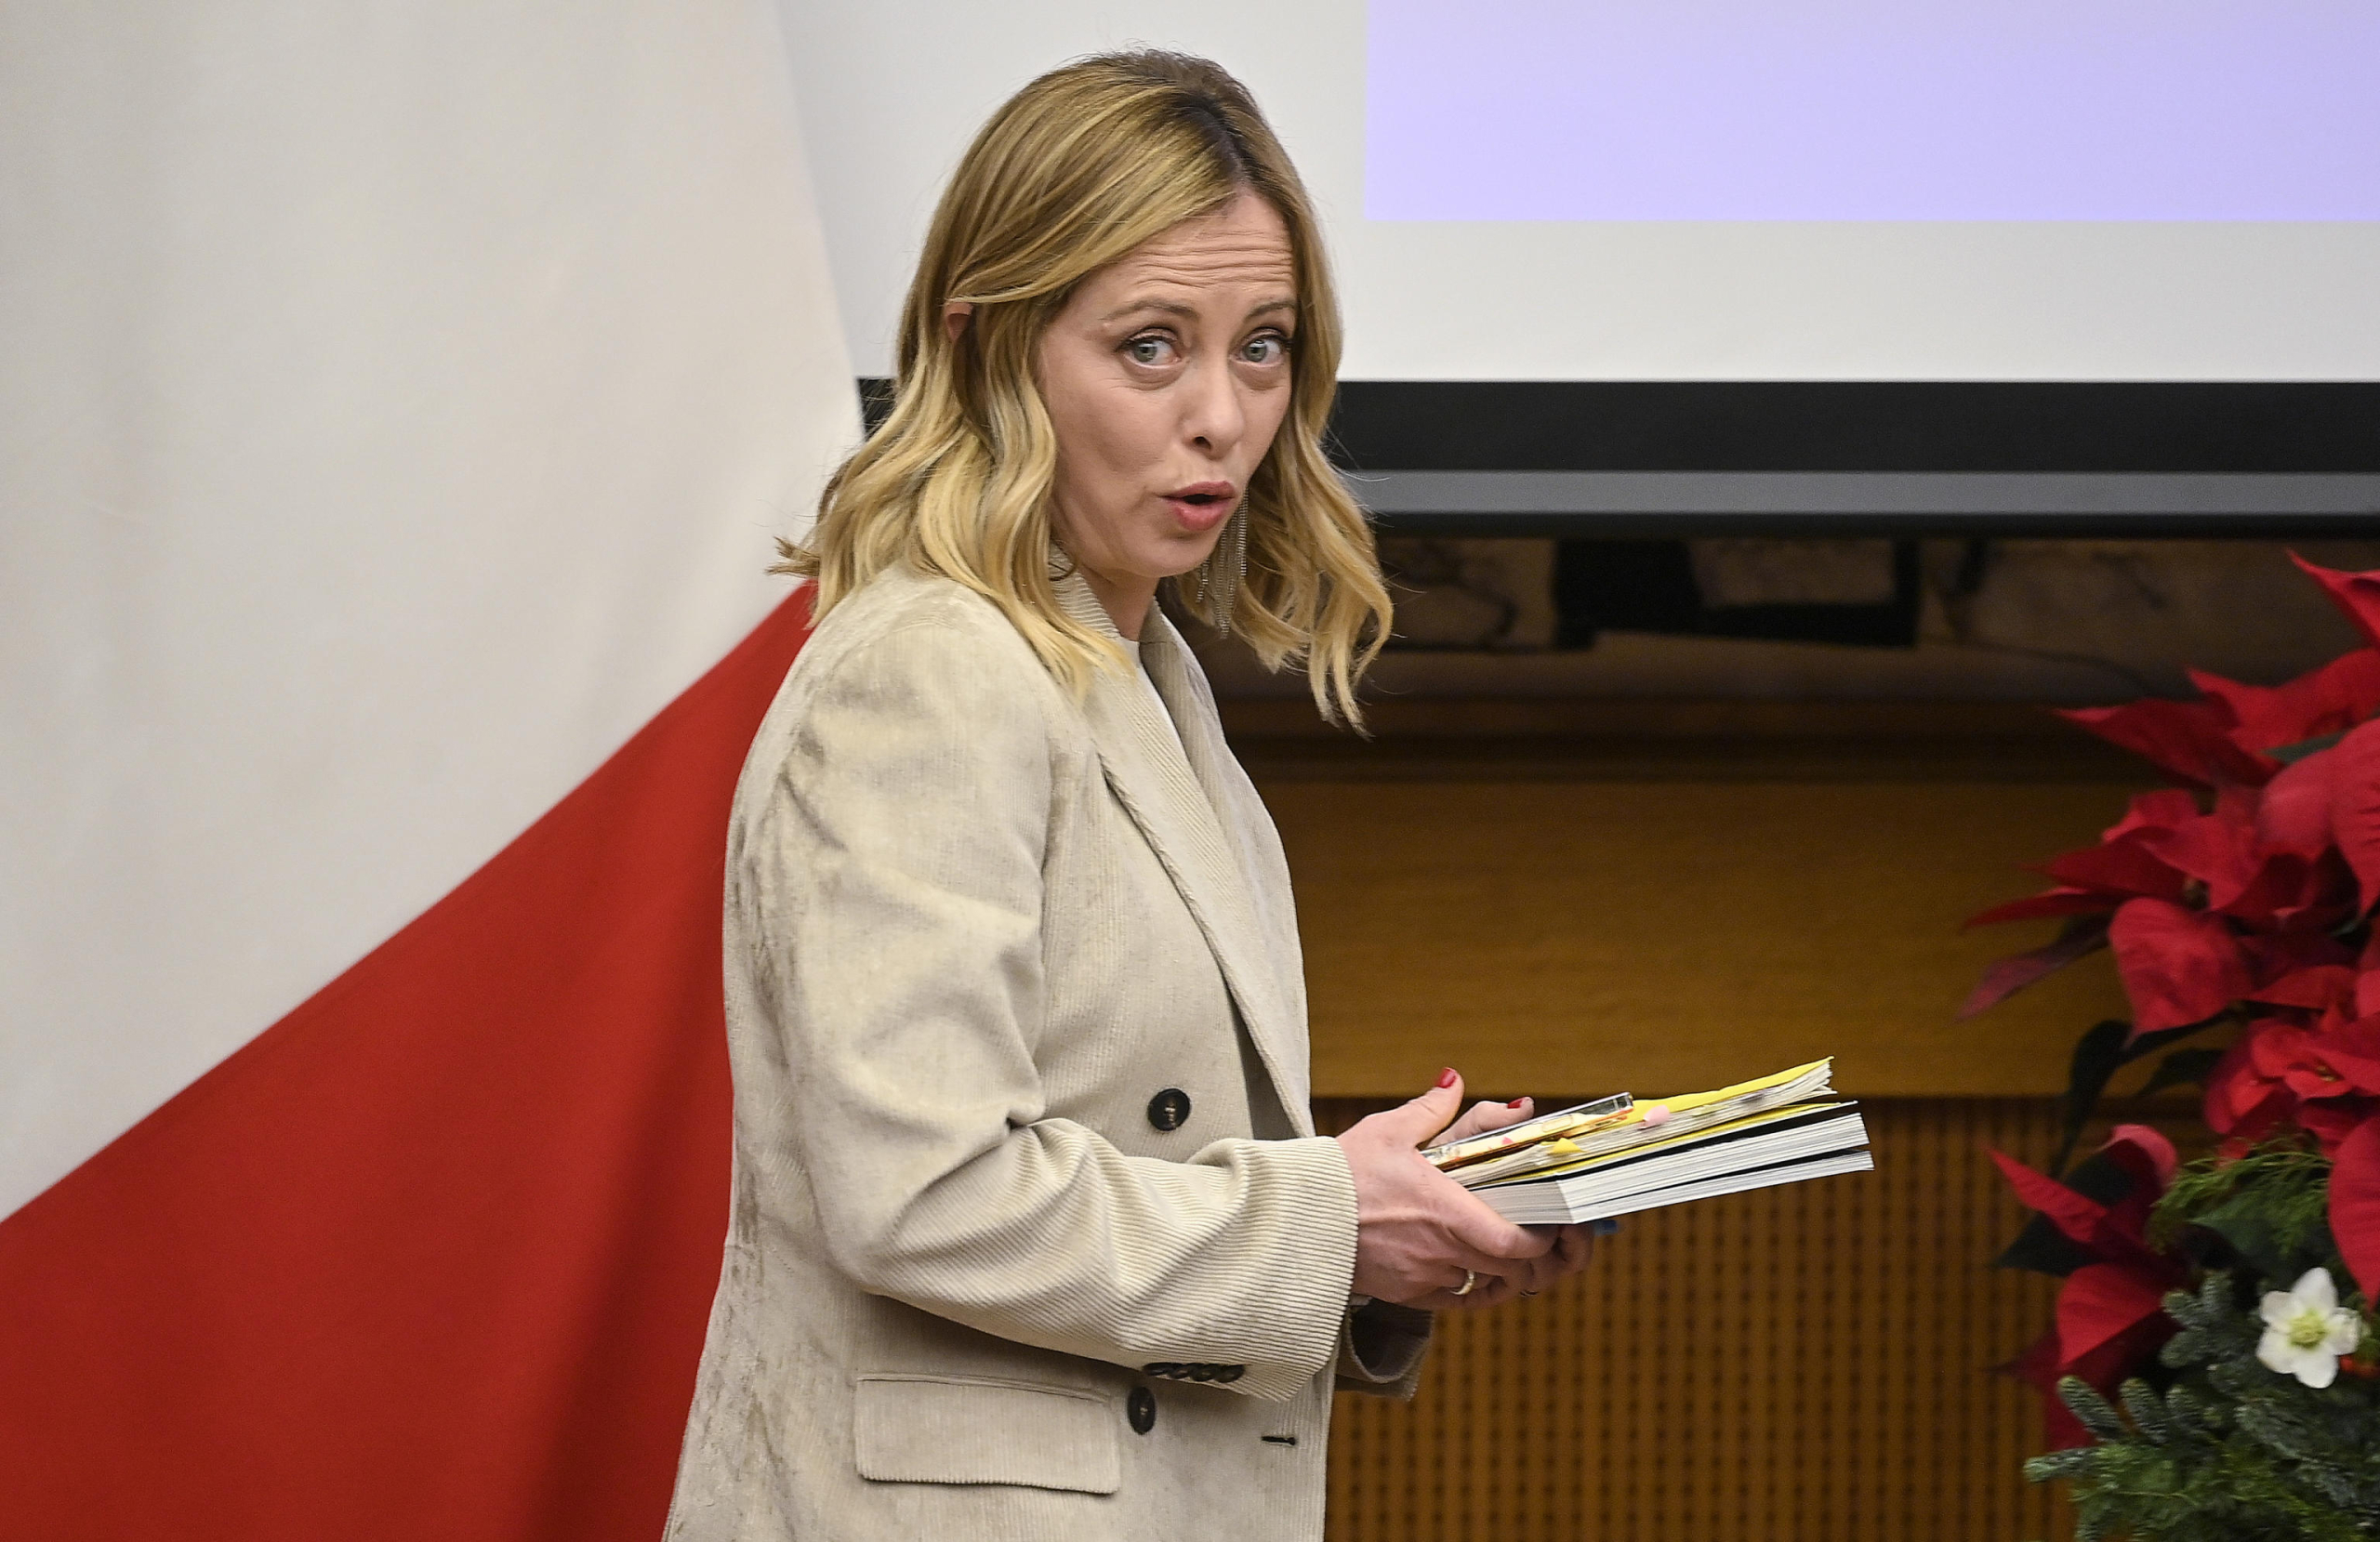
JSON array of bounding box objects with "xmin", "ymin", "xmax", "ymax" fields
[{"xmin": 777, "ymin": 50, "xmax": 1392, "ymax": 724}]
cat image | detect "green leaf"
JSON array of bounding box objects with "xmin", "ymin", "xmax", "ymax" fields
[
  {"xmin": 2052, "ymin": 1020, "xmax": 2203, "ymax": 1174},
  {"xmin": 2193, "ymin": 1195, "xmax": 2297, "ymax": 1285},
  {"xmin": 2138, "ymin": 1047, "xmax": 2227, "ymax": 1100},
  {"xmin": 2188, "ymin": 1190, "xmax": 2340, "ymax": 1287},
  {"xmin": 2054, "ymin": 1020, "xmax": 2134, "ymax": 1175},
  {"xmin": 2268, "ymin": 730, "xmax": 2347, "ymax": 764}
]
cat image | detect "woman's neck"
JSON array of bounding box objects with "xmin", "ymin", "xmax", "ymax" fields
[{"xmin": 1072, "ymin": 561, "xmax": 1157, "ymax": 641}]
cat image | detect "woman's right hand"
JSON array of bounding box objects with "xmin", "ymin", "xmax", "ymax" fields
[{"xmin": 1334, "ymin": 1069, "xmax": 1555, "ymax": 1308}]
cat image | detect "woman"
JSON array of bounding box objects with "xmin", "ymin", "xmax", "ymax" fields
[{"xmin": 666, "ymin": 51, "xmax": 1593, "ymax": 1541}]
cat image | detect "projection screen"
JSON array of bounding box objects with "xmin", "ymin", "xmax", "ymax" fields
[{"xmin": 776, "ymin": 0, "xmax": 2380, "ymax": 526}]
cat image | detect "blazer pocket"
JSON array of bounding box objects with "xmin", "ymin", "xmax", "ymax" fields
[{"xmin": 852, "ymin": 1375, "xmax": 1121, "ymax": 1495}]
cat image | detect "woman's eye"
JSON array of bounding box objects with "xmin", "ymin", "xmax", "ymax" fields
[
  {"xmin": 1125, "ymin": 335, "xmax": 1173, "ymax": 365},
  {"xmin": 1241, "ymin": 334, "xmax": 1290, "ymax": 366}
]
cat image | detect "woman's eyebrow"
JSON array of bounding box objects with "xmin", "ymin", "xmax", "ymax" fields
[
  {"xmin": 1098, "ymin": 295, "xmax": 1300, "ymax": 324},
  {"xmin": 1100, "ymin": 297, "xmax": 1198, "ymax": 323}
]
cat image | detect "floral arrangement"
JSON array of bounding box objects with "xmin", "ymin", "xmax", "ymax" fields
[{"xmin": 1965, "ymin": 555, "xmax": 2380, "ymax": 1538}]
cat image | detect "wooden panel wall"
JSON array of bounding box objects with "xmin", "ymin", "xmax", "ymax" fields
[
  {"xmin": 1236, "ymin": 702, "xmax": 2150, "ymax": 1099},
  {"xmin": 1318, "ymin": 1098, "xmax": 2074, "ymax": 1542},
  {"xmin": 1272, "ymin": 777, "xmax": 2134, "ymax": 1099}
]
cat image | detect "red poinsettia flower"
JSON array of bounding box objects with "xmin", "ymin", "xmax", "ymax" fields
[
  {"xmin": 2205, "ymin": 1023, "xmax": 2296, "ymax": 1147},
  {"xmin": 2241, "ymin": 929, "xmax": 2363, "ymax": 1015},
  {"xmin": 2104, "ymin": 898, "xmax": 2251, "ymax": 1035},
  {"xmin": 1960, "ymin": 793, "xmax": 2203, "ymax": 1020},
  {"xmin": 2257, "ymin": 1017, "xmax": 2380, "ymax": 1104},
  {"xmin": 2206, "ymin": 1011, "xmax": 2380, "ymax": 1153},
  {"xmin": 2056, "ymin": 554, "xmax": 2380, "ymax": 790},
  {"xmin": 2333, "ymin": 719, "xmax": 2380, "ymax": 917},
  {"xmin": 1962, "ymin": 791, "xmax": 2196, "ymax": 935},
  {"xmin": 2148, "ymin": 784, "xmax": 2359, "ymax": 934},
  {"xmin": 2293, "ymin": 552, "xmax": 2380, "ymax": 652},
  {"xmin": 2335, "ymin": 1120, "xmax": 2380, "ymax": 1308},
  {"xmin": 1976, "ymin": 556, "xmax": 2380, "ymax": 1428},
  {"xmin": 2190, "ymin": 649, "xmax": 2380, "ymax": 759},
  {"xmin": 2203, "ymin": 1009, "xmax": 2380, "ymax": 1300},
  {"xmin": 1992, "ymin": 1127, "xmax": 2185, "ymax": 1449},
  {"xmin": 1967, "ymin": 558, "xmax": 2380, "ymax": 1035},
  {"xmin": 2056, "ymin": 697, "xmax": 2276, "ymax": 790}
]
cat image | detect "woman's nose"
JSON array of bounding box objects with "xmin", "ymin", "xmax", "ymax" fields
[{"xmin": 1181, "ymin": 357, "xmax": 1246, "ymax": 455}]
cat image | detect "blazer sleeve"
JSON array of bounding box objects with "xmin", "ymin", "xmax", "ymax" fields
[
  {"xmin": 735, "ymin": 613, "xmax": 1360, "ymax": 1403},
  {"xmin": 1336, "ymin": 1300, "xmax": 1433, "ymax": 1399}
]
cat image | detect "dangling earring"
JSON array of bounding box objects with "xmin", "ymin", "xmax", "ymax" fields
[{"xmin": 1199, "ymin": 502, "xmax": 1249, "ymax": 634}]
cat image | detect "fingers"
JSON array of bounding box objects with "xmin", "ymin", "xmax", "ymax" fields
[
  {"xmin": 1435, "ymin": 1096, "xmax": 1534, "ymax": 1147},
  {"xmin": 1368, "ymin": 1069, "xmax": 1466, "ymax": 1149},
  {"xmin": 1554, "ymin": 1223, "xmax": 1596, "ymax": 1274},
  {"xmin": 1498, "ymin": 1227, "xmax": 1593, "ymax": 1296},
  {"xmin": 1418, "ymin": 1286, "xmax": 1508, "ymax": 1311},
  {"xmin": 1497, "ymin": 1249, "xmax": 1557, "ymax": 1298},
  {"xmin": 1440, "ymin": 1187, "xmax": 1554, "ymax": 1266},
  {"xmin": 1343, "ymin": 1078, "xmax": 1589, "ymax": 1307},
  {"xmin": 1420, "ymin": 1225, "xmax": 1602, "ymax": 1310},
  {"xmin": 1405, "ymin": 1272, "xmax": 1520, "ymax": 1312}
]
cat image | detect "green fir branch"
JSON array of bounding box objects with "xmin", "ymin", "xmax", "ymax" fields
[
  {"xmin": 2149, "ymin": 1138, "xmax": 2335, "ymax": 1280},
  {"xmin": 2023, "ymin": 1238, "xmax": 2380, "ymax": 1540}
]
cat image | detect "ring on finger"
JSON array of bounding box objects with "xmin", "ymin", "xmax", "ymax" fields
[{"xmin": 1454, "ymin": 1269, "xmax": 1478, "ymax": 1297}]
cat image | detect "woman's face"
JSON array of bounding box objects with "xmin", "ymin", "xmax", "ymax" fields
[{"xmin": 1033, "ymin": 191, "xmax": 1298, "ymax": 624}]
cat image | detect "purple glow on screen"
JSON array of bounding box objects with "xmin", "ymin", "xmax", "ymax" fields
[{"xmin": 1368, "ymin": 0, "xmax": 2380, "ymax": 220}]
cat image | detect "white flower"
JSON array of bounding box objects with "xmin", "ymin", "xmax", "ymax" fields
[{"xmin": 2256, "ymin": 1267, "xmax": 2364, "ymax": 1389}]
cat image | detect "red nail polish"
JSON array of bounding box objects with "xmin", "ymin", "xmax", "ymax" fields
[
  {"xmin": 1436, "ymin": 1067, "xmax": 1458, "ymax": 1088},
  {"xmin": 1507, "ymin": 1098, "xmax": 1527, "ymax": 1108}
]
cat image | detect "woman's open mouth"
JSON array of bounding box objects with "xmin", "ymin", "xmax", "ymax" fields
[{"xmin": 1162, "ymin": 481, "xmax": 1237, "ymax": 532}]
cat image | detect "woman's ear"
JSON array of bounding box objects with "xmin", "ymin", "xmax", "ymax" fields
[{"xmin": 942, "ymin": 301, "xmax": 973, "ymax": 344}]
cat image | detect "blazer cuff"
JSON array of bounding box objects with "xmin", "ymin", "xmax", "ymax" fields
[
  {"xmin": 1335, "ymin": 1300, "xmax": 1433, "ymax": 1400},
  {"xmin": 1222, "ymin": 1134, "xmax": 1361, "ymax": 1402}
]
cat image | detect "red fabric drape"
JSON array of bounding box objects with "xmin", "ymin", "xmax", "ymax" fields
[{"xmin": 0, "ymin": 592, "xmax": 811, "ymax": 1541}]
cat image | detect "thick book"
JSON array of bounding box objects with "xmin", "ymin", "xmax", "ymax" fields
[{"xmin": 1427, "ymin": 1059, "xmax": 1873, "ymax": 1225}]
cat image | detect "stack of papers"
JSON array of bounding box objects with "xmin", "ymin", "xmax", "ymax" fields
[{"xmin": 1424, "ymin": 1060, "xmax": 1871, "ymax": 1225}]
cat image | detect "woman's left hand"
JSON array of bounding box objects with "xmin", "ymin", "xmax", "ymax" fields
[
  {"xmin": 1421, "ymin": 1221, "xmax": 1594, "ymax": 1311},
  {"xmin": 1414, "ymin": 1094, "xmax": 1599, "ymax": 1311},
  {"xmin": 1435, "ymin": 1094, "xmax": 1537, "ymax": 1148}
]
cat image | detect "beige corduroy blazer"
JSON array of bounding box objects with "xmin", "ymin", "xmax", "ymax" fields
[{"xmin": 663, "ymin": 562, "xmax": 1429, "ymax": 1542}]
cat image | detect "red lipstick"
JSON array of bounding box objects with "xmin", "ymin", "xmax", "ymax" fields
[{"xmin": 1162, "ymin": 481, "xmax": 1236, "ymax": 533}]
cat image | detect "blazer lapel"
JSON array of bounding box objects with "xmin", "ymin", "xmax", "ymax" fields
[{"xmin": 1052, "ymin": 573, "xmax": 1315, "ymax": 1136}]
